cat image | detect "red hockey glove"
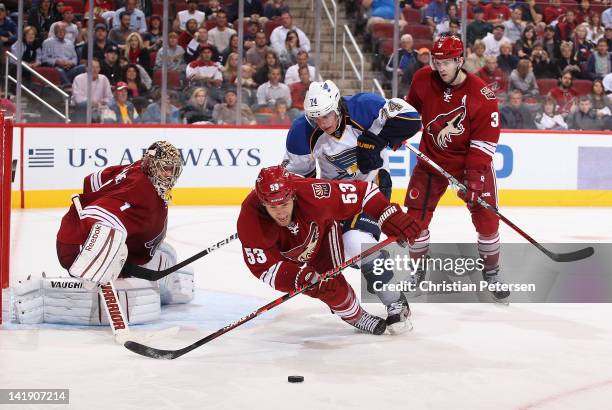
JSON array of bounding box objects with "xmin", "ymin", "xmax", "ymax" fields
[
  {"xmin": 378, "ymin": 204, "xmax": 421, "ymax": 245},
  {"xmin": 295, "ymin": 265, "xmax": 336, "ymax": 298},
  {"xmin": 457, "ymin": 169, "xmax": 485, "ymax": 206}
]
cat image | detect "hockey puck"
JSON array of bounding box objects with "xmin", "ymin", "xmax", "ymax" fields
[{"xmin": 288, "ymin": 375, "xmax": 304, "ymax": 383}]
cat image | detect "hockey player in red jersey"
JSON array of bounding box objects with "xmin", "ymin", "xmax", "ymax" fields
[
  {"xmin": 404, "ymin": 34, "xmax": 509, "ymax": 300},
  {"xmin": 237, "ymin": 165, "xmax": 421, "ymax": 335}
]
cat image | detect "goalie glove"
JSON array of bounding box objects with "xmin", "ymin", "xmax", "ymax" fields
[
  {"xmin": 378, "ymin": 204, "xmax": 421, "ymax": 245},
  {"xmin": 457, "ymin": 169, "xmax": 485, "ymax": 207},
  {"xmin": 294, "ymin": 265, "xmax": 337, "ymax": 298},
  {"xmin": 356, "ymin": 130, "xmax": 386, "ymax": 174}
]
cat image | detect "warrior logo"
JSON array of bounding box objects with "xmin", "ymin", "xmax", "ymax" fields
[
  {"xmin": 281, "ymin": 222, "xmax": 320, "ymax": 262},
  {"xmin": 425, "ymin": 95, "xmax": 467, "ymax": 149}
]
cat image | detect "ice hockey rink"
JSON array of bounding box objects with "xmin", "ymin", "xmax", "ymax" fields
[{"xmin": 1, "ymin": 205, "xmax": 612, "ymax": 410}]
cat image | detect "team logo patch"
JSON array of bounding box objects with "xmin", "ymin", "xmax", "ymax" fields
[
  {"xmin": 311, "ymin": 182, "xmax": 332, "ymax": 199},
  {"xmin": 480, "ymin": 86, "xmax": 496, "ymax": 100},
  {"xmin": 281, "ymin": 222, "xmax": 320, "ymax": 262},
  {"xmin": 409, "ymin": 188, "xmax": 420, "ymax": 200},
  {"xmin": 425, "ymin": 95, "xmax": 467, "ymax": 149}
]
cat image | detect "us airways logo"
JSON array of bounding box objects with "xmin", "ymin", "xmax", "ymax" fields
[{"xmin": 426, "ymin": 95, "xmax": 467, "ymax": 149}]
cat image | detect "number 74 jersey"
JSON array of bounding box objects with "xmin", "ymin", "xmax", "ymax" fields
[{"xmin": 406, "ymin": 66, "xmax": 501, "ymax": 176}]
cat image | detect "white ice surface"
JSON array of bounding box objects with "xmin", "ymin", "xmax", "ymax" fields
[{"xmin": 2, "ymin": 206, "xmax": 612, "ymax": 410}]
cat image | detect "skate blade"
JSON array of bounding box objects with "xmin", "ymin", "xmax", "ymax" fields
[{"xmin": 387, "ymin": 319, "xmax": 413, "ymax": 335}]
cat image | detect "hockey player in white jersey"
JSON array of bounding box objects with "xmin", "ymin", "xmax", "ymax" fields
[{"xmin": 283, "ymin": 80, "xmax": 421, "ymax": 333}]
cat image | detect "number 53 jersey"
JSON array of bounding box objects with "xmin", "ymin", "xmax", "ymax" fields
[{"xmin": 406, "ymin": 66, "xmax": 501, "ymax": 176}]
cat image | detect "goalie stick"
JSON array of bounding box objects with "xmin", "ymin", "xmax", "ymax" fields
[
  {"xmin": 403, "ymin": 144, "xmax": 594, "ymax": 263},
  {"xmin": 123, "ymin": 236, "xmax": 398, "ymax": 359},
  {"xmin": 124, "ymin": 232, "xmax": 239, "ymax": 281}
]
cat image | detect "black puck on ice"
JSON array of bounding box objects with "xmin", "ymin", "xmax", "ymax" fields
[{"xmin": 288, "ymin": 375, "xmax": 304, "ymax": 383}]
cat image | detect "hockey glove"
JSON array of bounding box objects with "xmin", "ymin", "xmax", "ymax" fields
[
  {"xmin": 457, "ymin": 169, "xmax": 485, "ymax": 207},
  {"xmin": 378, "ymin": 204, "xmax": 421, "ymax": 246},
  {"xmin": 357, "ymin": 131, "xmax": 386, "ymax": 174},
  {"xmin": 295, "ymin": 265, "xmax": 336, "ymax": 298}
]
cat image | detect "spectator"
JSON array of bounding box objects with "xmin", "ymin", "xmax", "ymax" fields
[
  {"xmin": 155, "ymin": 32, "xmax": 185, "ymax": 71},
  {"xmin": 483, "ymin": 24, "xmax": 510, "ymax": 57},
  {"xmin": 185, "ymin": 27, "xmax": 220, "ymax": 64},
  {"xmin": 588, "ymin": 12, "xmax": 605, "ymax": 43},
  {"xmin": 212, "ymin": 89, "xmax": 256, "ymax": 124},
  {"xmin": 246, "ymin": 30, "xmax": 269, "ymax": 70},
  {"xmin": 208, "ymin": 10, "xmax": 237, "ymax": 53},
  {"xmin": 464, "ymin": 39, "xmax": 487, "ymax": 73},
  {"xmin": 178, "ymin": 18, "xmax": 199, "ymax": 50},
  {"xmin": 289, "ymin": 65, "xmax": 310, "ymax": 114},
  {"xmin": 604, "ymin": 7, "xmax": 612, "ymax": 28},
  {"xmin": 186, "ymin": 45, "xmax": 223, "ymax": 88},
  {"xmin": 254, "ymin": 50, "xmax": 284, "ymax": 85},
  {"xmin": 606, "ymin": 25, "xmax": 612, "ymax": 52},
  {"xmin": 574, "ymin": 24, "xmax": 594, "ymax": 66},
  {"xmin": 112, "ymin": 0, "xmax": 147, "ymax": 34},
  {"xmin": 240, "ymin": 63, "xmax": 259, "ymax": 90},
  {"xmin": 221, "ymin": 34, "xmax": 239, "ymax": 65},
  {"xmin": 80, "ymin": 24, "xmax": 112, "ymax": 65},
  {"xmin": 145, "ymin": 15, "xmax": 163, "ymax": 51},
  {"xmin": 100, "ymin": 43, "xmax": 122, "ymax": 84},
  {"xmin": 243, "ymin": 20, "xmax": 260, "ymax": 50},
  {"xmin": 484, "ymin": 0, "xmax": 511, "ymax": 25},
  {"xmin": 122, "ymin": 63, "xmax": 149, "ymax": 100},
  {"xmin": 124, "ymin": 32, "xmax": 151, "ymax": 74},
  {"xmin": 549, "ymin": 71, "xmax": 579, "ymax": 115},
  {"xmin": 385, "ymin": 34, "xmax": 417, "ymax": 81},
  {"xmin": 264, "ymin": 0, "xmax": 289, "ymax": 20},
  {"xmin": 71, "ymin": 59, "xmax": 113, "ymax": 120},
  {"xmin": 510, "ymin": 59, "xmax": 539, "ymax": 97},
  {"xmin": 109, "ymin": 11, "xmax": 134, "ymax": 46},
  {"xmin": 366, "ymin": 0, "xmax": 408, "ymax": 32},
  {"xmin": 501, "ymin": 90, "xmax": 535, "ymax": 128},
  {"xmin": 42, "ymin": 22, "xmax": 82, "ymax": 85},
  {"xmin": 535, "ymin": 97, "xmax": 568, "ymax": 130},
  {"xmin": 466, "ymin": 0, "xmax": 482, "ymax": 20},
  {"xmin": 229, "ymin": 0, "xmax": 266, "ymax": 26},
  {"xmin": 435, "ymin": 4, "xmax": 459, "ymax": 36},
  {"xmin": 270, "ymin": 12, "xmax": 311, "ymax": 54},
  {"xmin": 27, "ymin": 0, "xmax": 56, "ymax": 43},
  {"xmin": 503, "ymin": 8, "xmax": 525, "ymax": 44},
  {"xmin": 48, "ymin": 6, "xmax": 78, "ymax": 44},
  {"xmin": 519, "ymin": 0, "xmax": 543, "ymax": 26},
  {"xmin": 284, "ymin": 50, "xmax": 316, "ymax": 85},
  {"xmin": 556, "ymin": 10, "xmax": 577, "ymax": 41},
  {"xmin": 268, "ymin": 99, "xmax": 292, "ymax": 125},
  {"xmin": 585, "ymin": 38, "xmax": 612, "ymax": 80},
  {"xmin": 403, "ymin": 48, "xmax": 430, "ymax": 91},
  {"xmin": 175, "ymin": 0, "xmax": 206, "ymax": 32},
  {"xmin": 222, "ymin": 52, "xmax": 240, "ymax": 85},
  {"xmin": 278, "ymin": 30, "xmax": 302, "ymax": 69},
  {"xmin": 84, "ymin": 0, "xmax": 116, "ymax": 21},
  {"xmin": 447, "ymin": 19, "xmax": 461, "ymax": 37},
  {"xmin": 477, "ymin": 55, "xmax": 508, "ymax": 98},
  {"xmin": 542, "ymin": 25, "xmax": 557, "ymax": 59},
  {"xmin": 422, "ymin": 0, "xmax": 446, "ymax": 32},
  {"xmin": 102, "ymin": 81, "xmax": 139, "ymax": 123},
  {"xmin": 11, "ymin": 26, "xmax": 42, "ymax": 68},
  {"xmin": 543, "ymin": 0, "xmax": 566, "ymax": 25},
  {"xmin": 256, "ymin": 66, "xmax": 291, "ymax": 110},
  {"xmin": 516, "ymin": 24, "xmax": 536, "ymax": 59},
  {"xmin": 204, "ymin": 0, "xmax": 224, "ymax": 20},
  {"xmin": 181, "ymin": 87, "xmax": 214, "ymax": 123},
  {"xmin": 555, "ymin": 41, "xmax": 582, "ymax": 78},
  {"xmin": 140, "ymin": 90, "xmax": 181, "ymax": 124},
  {"xmin": 588, "ymin": 79, "xmax": 612, "ymax": 119},
  {"xmin": 467, "ymin": 8, "xmax": 493, "ymax": 47},
  {"xmin": 576, "ymin": 0, "xmax": 591, "ymax": 25},
  {"xmin": 567, "ymin": 96, "xmax": 604, "ymax": 130},
  {"xmin": 530, "ymin": 43, "xmax": 556, "ymax": 78},
  {"xmin": 497, "ymin": 41, "xmax": 518, "ymax": 74}
]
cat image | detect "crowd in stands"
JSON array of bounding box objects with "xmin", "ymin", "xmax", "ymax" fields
[
  {"xmin": 0, "ymin": 0, "xmax": 611, "ymax": 130},
  {"xmin": 361, "ymin": 0, "xmax": 612, "ymax": 131}
]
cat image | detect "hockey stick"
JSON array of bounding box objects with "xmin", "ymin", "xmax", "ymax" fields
[
  {"xmin": 124, "ymin": 236, "xmax": 398, "ymax": 359},
  {"xmin": 403, "ymin": 145, "xmax": 594, "ymax": 262},
  {"xmin": 124, "ymin": 232, "xmax": 239, "ymax": 281}
]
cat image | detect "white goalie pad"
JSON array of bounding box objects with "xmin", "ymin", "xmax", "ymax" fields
[
  {"xmin": 141, "ymin": 242, "xmax": 194, "ymax": 305},
  {"xmin": 10, "ymin": 275, "xmax": 160, "ymax": 325},
  {"xmin": 69, "ymin": 223, "xmax": 128, "ymax": 286}
]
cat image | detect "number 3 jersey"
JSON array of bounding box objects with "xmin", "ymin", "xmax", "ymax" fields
[
  {"xmin": 284, "ymin": 93, "xmax": 420, "ymax": 181},
  {"xmin": 56, "ymin": 160, "xmax": 168, "ymax": 266},
  {"xmin": 237, "ymin": 178, "xmax": 390, "ymax": 290},
  {"xmin": 406, "ymin": 66, "xmax": 500, "ymax": 176}
]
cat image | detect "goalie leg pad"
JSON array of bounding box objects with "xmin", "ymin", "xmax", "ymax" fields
[
  {"xmin": 69, "ymin": 223, "xmax": 128, "ymax": 286},
  {"xmin": 142, "ymin": 241, "xmax": 194, "ymax": 305},
  {"xmin": 10, "ymin": 275, "xmax": 160, "ymax": 325}
]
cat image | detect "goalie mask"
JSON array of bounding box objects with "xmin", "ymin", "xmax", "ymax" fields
[{"xmin": 142, "ymin": 141, "xmax": 183, "ymax": 200}]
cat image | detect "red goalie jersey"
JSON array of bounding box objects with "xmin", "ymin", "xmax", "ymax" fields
[
  {"xmin": 406, "ymin": 66, "xmax": 500, "ymax": 176},
  {"xmin": 56, "ymin": 160, "xmax": 168, "ymax": 269},
  {"xmin": 237, "ymin": 178, "xmax": 389, "ymax": 291}
]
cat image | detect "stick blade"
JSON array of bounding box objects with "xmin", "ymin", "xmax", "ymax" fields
[
  {"xmin": 124, "ymin": 340, "xmax": 182, "ymax": 360},
  {"xmin": 546, "ymin": 246, "xmax": 595, "ymax": 263}
]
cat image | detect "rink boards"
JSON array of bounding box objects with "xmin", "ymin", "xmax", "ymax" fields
[{"xmin": 8, "ymin": 124, "xmax": 612, "ymax": 208}]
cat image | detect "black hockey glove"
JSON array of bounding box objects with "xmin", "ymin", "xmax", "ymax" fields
[{"xmin": 356, "ymin": 131, "xmax": 386, "ymax": 174}]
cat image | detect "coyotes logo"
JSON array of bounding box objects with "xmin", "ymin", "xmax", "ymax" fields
[
  {"xmin": 425, "ymin": 95, "xmax": 467, "ymax": 149},
  {"xmin": 281, "ymin": 222, "xmax": 320, "ymax": 262}
]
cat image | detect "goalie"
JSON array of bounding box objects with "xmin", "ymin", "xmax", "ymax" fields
[{"xmin": 11, "ymin": 141, "xmax": 194, "ymax": 326}]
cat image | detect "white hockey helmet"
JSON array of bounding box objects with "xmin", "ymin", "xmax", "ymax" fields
[{"xmin": 303, "ymin": 80, "xmax": 341, "ymax": 119}]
